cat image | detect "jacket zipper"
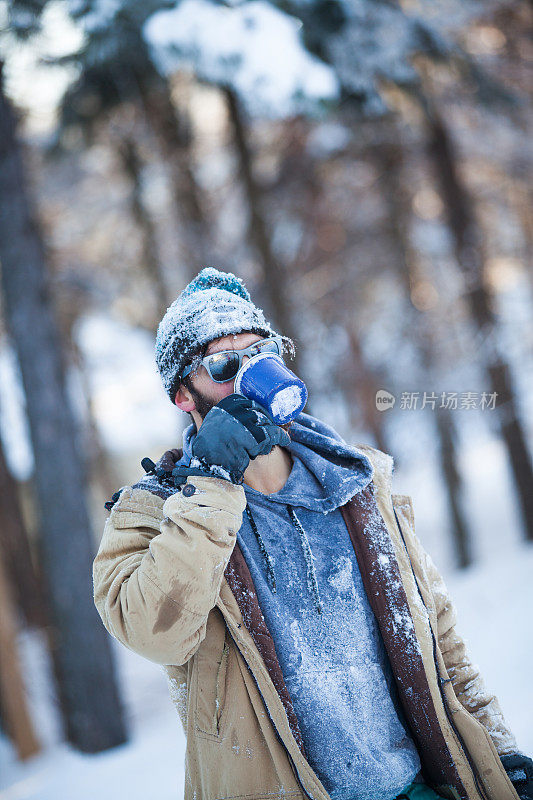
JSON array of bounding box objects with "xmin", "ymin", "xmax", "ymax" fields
[
  {"xmin": 224, "ymin": 624, "xmax": 318, "ymax": 800},
  {"xmin": 392, "ymin": 508, "xmax": 490, "ymax": 800}
]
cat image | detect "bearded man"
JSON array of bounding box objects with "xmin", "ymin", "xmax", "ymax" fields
[{"xmin": 94, "ymin": 267, "xmax": 531, "ymax": 800}]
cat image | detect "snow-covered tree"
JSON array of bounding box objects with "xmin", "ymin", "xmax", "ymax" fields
[{"xmin": 141, "ymin": 0, "xmax": 483, "ymax": 117}]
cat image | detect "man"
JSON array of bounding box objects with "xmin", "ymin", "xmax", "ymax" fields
[{"xmin": 94, "ymin": 267, "xmax": 532, "ymax": 800}]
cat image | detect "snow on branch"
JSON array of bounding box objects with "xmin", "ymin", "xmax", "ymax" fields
[{"xmin": 143, "ymin": 0, "xmax": 339, "ymax": 117}]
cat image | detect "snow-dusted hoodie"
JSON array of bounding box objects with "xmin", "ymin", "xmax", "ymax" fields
[{"xmin": 180, "ymin": 411, "xmax": 422, "ymax": 800}]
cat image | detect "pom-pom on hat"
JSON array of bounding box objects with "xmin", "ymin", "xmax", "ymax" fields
[{"xmin": 155, "ymin": 267, "xmax": 289, "ymax": 403}]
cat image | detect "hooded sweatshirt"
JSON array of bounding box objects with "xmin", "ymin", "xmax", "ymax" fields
[{"xmin": 180, "ymin": 412, "xmax": 422, "ymax": 800}]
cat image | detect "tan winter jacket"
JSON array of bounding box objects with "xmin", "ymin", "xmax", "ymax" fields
[{"xmin": 93, "ymin": 444, "xmax": 520, "ymax": 800}]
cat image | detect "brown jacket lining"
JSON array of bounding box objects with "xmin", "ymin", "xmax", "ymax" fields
[
  {"xmin": 225, "ymin": 544, "xmax": 307, "ymax": 757},
  {"xmin": 341, "ymin": 482, "xmax": 467, "ymax": 798}
]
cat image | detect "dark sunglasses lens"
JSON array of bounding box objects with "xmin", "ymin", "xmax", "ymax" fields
[
  {"xmin": 256, "ymin": 338, "xmax": 281, "ymax": 355},
  {"xmin": 208, "ymin": 352, "xmax": 240, "ymax": 382}
]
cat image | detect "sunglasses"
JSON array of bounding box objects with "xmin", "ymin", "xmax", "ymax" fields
[{"xmin": 181, "ymin": 336, "xmax": 285, "ymax": 384}]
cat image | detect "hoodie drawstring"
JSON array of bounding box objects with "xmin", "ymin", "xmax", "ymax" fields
[
  {"xmin": 245, "ymin": 505, "xmax": 277, "ymax": 593},
  {"xmin": 287, "ymin": 505, "xmax": 323, "ymax": 614},
  {"xmin": 245, "ymin": 504, "xmax": 323, "ymax": 614}
]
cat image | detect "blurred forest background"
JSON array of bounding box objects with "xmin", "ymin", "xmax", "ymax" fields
[{"xmin": 0, "ymin": 0, "xmax": 532, "ymax": 795}]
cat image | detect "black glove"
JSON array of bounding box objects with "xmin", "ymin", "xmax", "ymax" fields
[
  {"xmin": 500, "ymin": 753, "xmax": 533, "ymax": 800},
  {"xmin": 183, "ymin": 393, "xmax": 290, "ymax": 485},
  {"xmin": 139, "ymin": 449, "xmax": 230, "ymax": 493}
]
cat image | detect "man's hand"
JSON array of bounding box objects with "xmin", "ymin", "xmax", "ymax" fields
[
  {"xmin": 500, "ymin": 753, "xmax": 533, "ymax": 800},
  {"xmin": 186, "ymin": 394, "xmax": 290, "ymax": 485}
]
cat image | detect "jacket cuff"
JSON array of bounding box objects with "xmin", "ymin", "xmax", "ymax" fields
[{"xmin": 163, "ymin": 474, "xmax": 247, "ymax": 517}]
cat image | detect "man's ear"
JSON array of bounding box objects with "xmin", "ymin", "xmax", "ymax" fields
[{"xmin": 174, "ymin": 384, "xmax": 196, "ymax": 413}]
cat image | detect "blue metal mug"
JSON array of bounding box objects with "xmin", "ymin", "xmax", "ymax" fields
[{"xmin": 234, "ymin": 353, "xmax": 308, "ymax": 425}]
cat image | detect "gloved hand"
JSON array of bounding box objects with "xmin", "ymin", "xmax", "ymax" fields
[
  {"xmin": 139, "ymin": 449, "xmax": 210, "ymax": 495},
  {"xmin": 180, "ymin": 393, "xmax": 290, "ymax": 485},
  {"xmin": 500, "ymin": 753, "xmax": 533, "ymax": 800}
]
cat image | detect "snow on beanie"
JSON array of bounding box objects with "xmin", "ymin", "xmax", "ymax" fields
[{"xmin": 155, "ymin": 267, "xmax": 288, "ymax": 403}]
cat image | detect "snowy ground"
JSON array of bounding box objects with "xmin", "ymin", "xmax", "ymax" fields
[
  {"xmin": 0, "ymin": 634, "xmax": 186, "ymax": 800},
  {"xmin": 1, "ymin": 539, "xmax": 532, "ymax": 800}
]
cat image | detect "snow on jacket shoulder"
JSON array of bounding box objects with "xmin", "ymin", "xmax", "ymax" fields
[{"xmin": 93, "ymin": 476, "xmax": 246, "ymax": 666}]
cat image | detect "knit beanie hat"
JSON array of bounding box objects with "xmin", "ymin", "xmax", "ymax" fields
[{"xmin": 155, "ymin": 267, "xmax": 293, "ymax": 403}]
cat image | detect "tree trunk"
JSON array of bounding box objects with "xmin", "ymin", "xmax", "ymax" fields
[
  {"xmin": 70, "ymin": 340, "xmax": 119, "ymax": 506},
  {"xmin": 423, "ymin": 98, "xmax": 533, "ymax": 541},
  {"xmin": 373, "ymin": 133, "xmax": 473, "ymax": 566},
  {"xmin": 0, "ymin": 550, "xmax": 40, "ymax": 760},
  {"xmin": 0, "ymin": 434, "xmax": 47, "ymax": 627},
  {"xmin": 224, "ymin": 88, "xmax": 302, "ymax": 376},
  {"xmin": 119, "ymin": 135, "xmax": 170, "ymax": 323},
  {"xmin": 0, "ymin": 63, "xmax": 127, "ymax": 752},
  {"xmin": 138, "ymin": 78, "xmax": 213, "ymax": 277},
  {"xmin": 434, "ymin": 405, "xmax": 472, "ymax": 567},
  {"xmin": 344, "ymin": 322, "xmax": 390, "ymax": 454}
]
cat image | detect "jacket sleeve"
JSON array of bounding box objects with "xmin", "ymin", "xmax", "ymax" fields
[
  {"xmin": 417, "ymin": 536, "xmax": 519, "ymax": 757},
  {"xmin": 93, "ymin": 475, "xmax": 246, "ymax": 666}
]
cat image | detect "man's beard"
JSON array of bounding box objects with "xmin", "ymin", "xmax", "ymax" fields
[
  {"xmin": 187, "ymin": 384, "xmax": 218, "ymax": 422},
  {"xmin": 190, "ymin": 385, "xmax": 292, "ymax": 434}
]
